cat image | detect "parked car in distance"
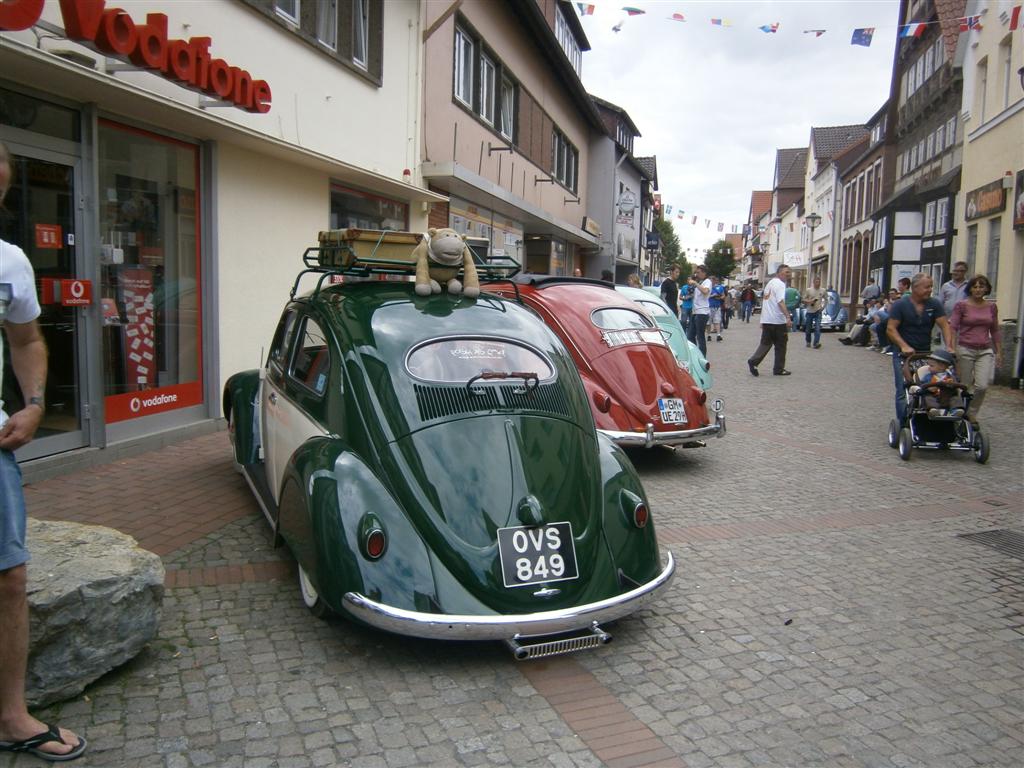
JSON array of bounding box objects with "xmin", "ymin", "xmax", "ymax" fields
[
  {"xmin": 821, "ymin": 290, "xmax": 849, "ymax": 332},
  {"xmin": 627, "ymin": 286, "xmax": 714, "ymax": 390},
  {"xmin": 223, "ymin": 234, "xmax": 675, "ymax": 660},
  {"xmin": 484, "ymin": 274, "xmax": 724, "ymax": 449}
]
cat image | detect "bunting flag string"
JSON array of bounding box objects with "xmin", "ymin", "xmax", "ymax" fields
[
  {"xmin": 1011, "ymin": 5, "xmax": 1021, "ymax": 31},
  {"xmin": 575, "ymin": 3, "xmax": 997, "ymax": 44}
]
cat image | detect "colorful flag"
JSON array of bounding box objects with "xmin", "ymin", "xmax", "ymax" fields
[
  {"xmin": 851, "ymin": 27, "xmax": 874, "ymax": 46},
  {"xmin": 612, "ymin": 20, "xmax": 624, "ymax": 32},
  {"xmin": 717, "ymin": 222, "xmax": 724, "ymax": 232},
  {"xmin": 1010, "ymin": 5, "xmax": 1021, "ymax": 31},
  {"xmin": 677, "ymin": 212, "xmax": 685, "ymax": 219},
  {"xmin": 692, "ymin": 216, "xmax": 697, "ymax": 225},
  {"xmin": 959, "ymin": 15, "xmax": 982, "ymax": 31},
  {"xmin": 576, "ymin": 3, "xmax": 595, "ymax": 15},
  {"xmin": 804, "ymin": 30, "xmax": 826, "ymax": 37},
  {"xmin": 899, "ymin": 22, "xmax": 927, "ymax": 38},
  {"xmin": 669, "ymin": 13, "xmax": 686, "ymax": 22},
  {"xmin": 622, "ymin": 7, "xmax": 645, "ymax": 16},
  {"xmin": 705, "ymin": 219, "xmax": 711, "ymax": 228},
  {"xmin": 665, "ymin": 205, "xmax": 672, "ymax": 216},
  {"xmin": 759, "ymin": 23, "xmax": 780, "ymax": 34}
]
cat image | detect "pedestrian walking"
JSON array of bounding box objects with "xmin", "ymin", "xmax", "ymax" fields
[
  {"xmin": 685, "ymin": 265, "xmax": 711, "ymax": 357},
  {"xmin": 784, "ymin": 284, "xmax": 801, "ymax": 332},
  {"xmin": 802, "ymin": 275, "xmax": 826, "ymax": 348},
  {"xmin": 708, "ymin": 277, "xmax": 725, "ymax": 342},
  {"xmin": 747, "ymin": 264, "xmax": 793, "ymax": 376},
  {"xmin": 678, "ymin": 280, "xmax": 693, "ymax": 332},
  {"xmin": 940, "ymin": 261, "xmax": 969, "ymax": 316},
  {"xmin": 950, "ymin": 274, "xmax": 1001, "ymax": 427},
  {"xmin": 0, "ymin": 141, "xmax": 88, "ymax": 762},
  {"xmin": 659, "ymin": 265, "xmax": 680, "ymax": 318},
  {"xmin": 886, "ymin": 272, "xmax": 954, "ymax": 423},
  {"xmin": 740, "ymin": 284, "xmax": 755, "ymax": 323}
]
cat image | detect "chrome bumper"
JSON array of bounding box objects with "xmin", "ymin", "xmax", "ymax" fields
[
  {"xmin": 341, "ymin": 552, "xmax": 675, "ymax": 641},
  {"xmin": 600, "ymin": 408, "xmax": 726, "ymax": 448}
]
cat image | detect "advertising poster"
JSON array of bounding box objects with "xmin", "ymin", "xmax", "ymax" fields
[{"xmin": 117, "ymin": 265, "xmax": 155, "ymax": 390}]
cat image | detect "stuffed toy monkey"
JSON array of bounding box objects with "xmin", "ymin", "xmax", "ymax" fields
[{"xmin": 412, "ymin": 228, "xmax": 480, "ymax": 298}]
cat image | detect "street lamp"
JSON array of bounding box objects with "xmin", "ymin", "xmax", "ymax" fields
[{"xmin": 805, "ymin": 212, "xmax": 822, "ymax": 279}]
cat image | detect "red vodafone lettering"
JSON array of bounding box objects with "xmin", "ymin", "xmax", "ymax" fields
[
  {"xmin": 0, "ymin": 0, "xmax": 45, "ymax": 30},
  {"xmin": 3, "ymin": 0, "xmax": 271, "ymax": 113}
]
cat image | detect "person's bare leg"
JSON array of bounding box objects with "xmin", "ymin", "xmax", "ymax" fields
[{"xmin": 0, "ymin": 565, "xmax": 80, "ymax": 757}]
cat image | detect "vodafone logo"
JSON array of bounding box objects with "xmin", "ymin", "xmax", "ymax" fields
[
  {"xmin": 69, "ymin": 280, "xmax": 85, "ymax": 299},
  {"xmin": 129, "ymin": 393, "xmax": 179, "ymax": 414}
]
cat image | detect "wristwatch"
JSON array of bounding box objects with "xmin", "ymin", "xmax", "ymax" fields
[{"xmin": 27, "ymin": 396, "xmax": 45, "ymax": 412}]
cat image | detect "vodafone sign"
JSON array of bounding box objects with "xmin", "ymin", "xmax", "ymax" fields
[
  {"xmin": 106, "ymin": 381, "xmax": 202, "ymax": 423},
  {"xmin": 0, "ymin": 0, "xmax": 272, "ymax": 113}
]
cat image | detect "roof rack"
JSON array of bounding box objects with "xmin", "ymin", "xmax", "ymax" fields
[{"xmin": 290, "ymin": 228, "xmax": 521, "ymax": 299}]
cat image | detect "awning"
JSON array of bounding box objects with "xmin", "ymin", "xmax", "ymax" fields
[{"xmin": 0, "ymin": 39, "xmax": 446, "ymax": 205}]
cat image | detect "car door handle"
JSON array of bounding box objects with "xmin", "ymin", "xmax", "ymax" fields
[{"xmin": 268, "ymin": 392, "xmax": 277, "ymax": 405}]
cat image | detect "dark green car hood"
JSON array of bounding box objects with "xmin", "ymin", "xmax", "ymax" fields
[{"xmin": 382, "ymin": 413, "xmax": 616, "ymax": 611}]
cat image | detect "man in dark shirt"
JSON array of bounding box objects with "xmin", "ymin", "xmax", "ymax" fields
[
  {"xmin": 660, "ymin": 265, "xmax": 681, "ymax": 318},
  {"xmin": 887, "ymin": 272, "xmax": 953, "ymax": 423}
]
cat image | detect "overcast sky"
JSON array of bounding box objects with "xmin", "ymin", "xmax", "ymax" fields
[{"xmin": 576, "ymin": 0, "xmax": 901, "ymax": 260}]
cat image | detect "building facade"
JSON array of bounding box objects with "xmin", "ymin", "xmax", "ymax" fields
[{"xmin": 1, "ymin": 0, "xmax": 441, "ymax": 468}]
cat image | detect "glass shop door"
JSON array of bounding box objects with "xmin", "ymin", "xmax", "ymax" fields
[{"xmin": 1, "ymin": 145, "xmax": 90, "ymax": 460}]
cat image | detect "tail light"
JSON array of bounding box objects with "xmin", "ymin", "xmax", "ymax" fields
[
  {"xmin": 619, "ymin": 489, "xmax": 649, "ymax": 529},
  {"xmin": 593, "ymin": 390, "xmax": 612, "ymax": 412},
  {"xmin": 633, "ymin": 502, "xmax": 649, "ymax": 528},
  {"xmin": 359, "ymin": 514, "xmax": 387, "ymax": 560}
]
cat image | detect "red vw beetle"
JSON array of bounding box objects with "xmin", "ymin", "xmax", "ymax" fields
[{"xmin": 485, "ymin": 275, "xmax": 725, "ymax": 448}]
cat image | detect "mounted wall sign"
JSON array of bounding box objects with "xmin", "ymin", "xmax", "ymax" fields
[
  {"xmin": 0, "ymin": 0, "xmax": 272, "ymax": 113},
  {"xmin": 964, "ymin": 179, "xmax": 1006, "ymax": 221}
]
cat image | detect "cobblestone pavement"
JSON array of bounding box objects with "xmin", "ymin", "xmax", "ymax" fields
[{"xmin": 8, "ymin": 319, "xmax": 1023, "ymax": 768}]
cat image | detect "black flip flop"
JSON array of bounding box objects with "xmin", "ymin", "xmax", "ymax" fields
[{"xmin": 0, "ymin": 723, "xmax": 87, "ymax": 762}]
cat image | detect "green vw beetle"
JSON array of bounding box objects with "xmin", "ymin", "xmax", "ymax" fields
[{"xmin": 223, "ymin": 233, "xmax": 674, "ymax": 658}]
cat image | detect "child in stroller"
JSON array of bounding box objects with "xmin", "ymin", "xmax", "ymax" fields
[
  {"xmin": 911, "ymin": 349, "xmax": 964, "ymax": 418},
  {"xmin": 888, "ymin": 349, "xmax": 989, "ymax": 462}
]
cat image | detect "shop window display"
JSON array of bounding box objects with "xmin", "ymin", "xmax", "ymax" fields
[
  {"xmin": 330, "ymin": 184, "xmax": 407, "ymax": 231},
  {"xmin": 98, "ymin": 120, "xmax": 202, "ymax": 422}
]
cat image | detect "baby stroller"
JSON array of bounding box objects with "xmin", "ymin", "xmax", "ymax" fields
[{"xmin": 886, "ymin": 351, "xmax": 989, "ymax": 463}]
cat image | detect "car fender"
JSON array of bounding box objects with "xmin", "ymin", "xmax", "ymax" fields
[
  {"xmin": 595, "ymin": 433, "xmax": 663, "ymax": 584},
  {"xmin": 223, "ymin": 370, "xmax": 261, "ymax": 466},
  {"xmin": 278, "ymin": 437, "xmax": 436, "ymax": 616}
]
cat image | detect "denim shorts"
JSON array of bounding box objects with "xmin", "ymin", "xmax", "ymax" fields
[{"xmin": 0, "ymin": 449, "xmax": 30, "ymax": 571}]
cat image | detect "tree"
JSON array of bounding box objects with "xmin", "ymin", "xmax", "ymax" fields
[
  {"xmin": 654, "ymin": 218, "xmax": 690, "ymax": 279},
  {"xmin": 703, "ymin": 239, "xmax": 736, "ymax": 280}
]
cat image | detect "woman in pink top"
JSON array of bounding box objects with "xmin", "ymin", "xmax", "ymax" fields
[{"xmin": 949, "ymin": 275, "xmax": 1001, "ymax": 425}]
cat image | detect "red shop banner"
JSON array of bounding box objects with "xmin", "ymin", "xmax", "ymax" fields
[
  {"xmin": 105, "ymin": 381, "xmax": 203, "ymax": 423},
  {"xmin": 116, "ymin": 265, "xmax": 155, "ymax": 390}
]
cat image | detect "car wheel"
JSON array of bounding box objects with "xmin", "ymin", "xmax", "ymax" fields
[
  {"xmin": 227, "ymin": 409, "xmax": 244, "ymax": 474},
  {"xmin": 897, "ymin": 428, "xmax": 912, "ymax": 461},
  {"xmin": 297, "ymin": 561, "xmax": 330, "ymax": 619},
  {"xmin": 887, "ymin": 419, "xmax": 899, "ymax": 449},
  {"xmin": 972, "ymin": 431, "xmax": 990, "ymax": 464}
]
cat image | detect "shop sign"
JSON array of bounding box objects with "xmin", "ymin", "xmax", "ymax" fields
[
  {"xmin": 34, "ymin": 223, "xmax": 62, "ymax": 248},
  {"xmin": 964, "ymin": 179, "xmax": 1006, "ymax": 221},
  {"xmin": 582, "ymin": 216, "xmax": 602, "ymax": 237},
  {"xmin": 39, "ymin": 276, "xmax": 92, "ymax": 305},
  {"xmin": 105, "ymin": 381, "xmax": 203, "ymax": 423},
  {"xmin": 645, "ymin": 230, "xmax": 660, "ymax": 250},
  {"xmin": 0, "ymin": 0, "xmax": 272, "ymax": 113}
]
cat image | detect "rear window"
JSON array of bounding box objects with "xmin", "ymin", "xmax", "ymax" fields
[
  {"xmin": 406, "ymin": 338, "xmax": 554, "ymax": 384},
  {"xmin": 591, "ymin": 307, "xmax": 654, "ymax": 330},
  {"xmin": 637, "ymin": 300, "xmax": 671, "ymax": 318}
]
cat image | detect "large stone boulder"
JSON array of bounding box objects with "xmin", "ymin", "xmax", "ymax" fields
[{"xmin": 25, "ymin": 519, "xmax": 164, "ymax": 707}]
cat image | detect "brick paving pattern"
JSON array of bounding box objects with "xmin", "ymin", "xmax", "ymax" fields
[{"xmin": 5, "ymin": 320, "xmax": 1022, "ymax": 767}]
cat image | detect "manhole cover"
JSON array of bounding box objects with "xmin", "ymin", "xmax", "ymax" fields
[{"xmin": 958, "ymin": 529, "xmax": 1024, "ymax": 561}]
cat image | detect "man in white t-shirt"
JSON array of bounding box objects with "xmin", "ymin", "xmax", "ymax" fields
[
  {"xmin": 747, "ymin": 264, "xmax": 793, "ymax": 376},
  {"xmin": 0, "ymin": 143, "xmax": 87, "ymax": 761},
  {"xmin": 684, "ymin": 264, "xmax": 712, "ymax": 357}
]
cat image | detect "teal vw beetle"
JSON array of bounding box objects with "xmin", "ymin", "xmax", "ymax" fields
[{"xmin": 223, "ymin": 232, "xmax": 674, "ymax": 659}]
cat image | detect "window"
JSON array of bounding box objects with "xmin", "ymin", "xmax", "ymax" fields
[
  {"xmin": 987, "ymin": 219, "xmax": 1000, "ymax": 289},
  {"xmin": 966, "ymin": 224, "xmax": 978, "ymax": 273},
  {"xmin": 932, "ymin": 37, "xmax": 944, "ymax": 72},
  {"xmin": 454, "ymin": 26, "xmax": 474, "ymax": 106},
  {"xmin": 924, "ymin": 201, "xmax": 936, "ymax": 235},
  {"xmin": 554, "ymin": 6, "xmax": 582, "ymax": 75},
  {"xmin": 924, "ymin": 45, "xmax": 933, "ymax": 77},
  {"xmin": 999, "ymin": 37, "xmax": 1012, "ymax": 110},
  {"xmin": 270, "ymin": 311, "xmax": 299, "ymax": 368},
  {"xmin": 910, "ymin": 144, "xmax": 918, "ymax": 170},
  {"xmin": 291, "ymin": 318, "xmax": 330, "ymax": 396},
  {"xmin": 98, "ymin": 120, "xmax": 202, "ymax": 420},
  {"xmin": 936, "ymin": 198, "xmax": 948, "ymax": 233},
  {"xmin": 499, "ymin": 76, "xmax": 515, "ymax": 141},
  {"xmin": 925, "ymin": 132, "xmax": 934, "ymax": 160},
  {"xmin": 479, "ymin": 53, "xmax": 496, "ymax": 125},
  {"xmin": 274, "ymin": 0, "xmax": 299, "ymax": 24},
  {"xmin": 945, "ymin": 115, "xmax": 956, "ymax": 146},
  {"xmin": 330, "ymin": 184, "xmax": 408, "ymax": 231},
  {"xmin": 317, "ymin": 0, "xmax": 337, "ymax": 49},
  {"xmin": 874, "ymin": 160, "xmax": 883, "ymax": 207},
  {"xmin": 551, "ymin": 130, "xmax": 578, "ymax": 193},
  {"xmin": 866, "ymin": 168, "xmax": 874, "ymax": 214},
  {"xmin": 406, "ymin": 338, "xmax": 553, "ymax": 384},
  {"xmin": 352, "ymin": 0, "xmax": 368, "ymax": 69},
  {"xmin": 917, "ymin": 139, "xmax": 925, "ymax": 165},
  {"xmin": 976, "ymin": 58, "xmax": 988, "ymax": 122},
  {"xmin": 907, "ymin": 66, "xmax": 917, "ymax": 96}
]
